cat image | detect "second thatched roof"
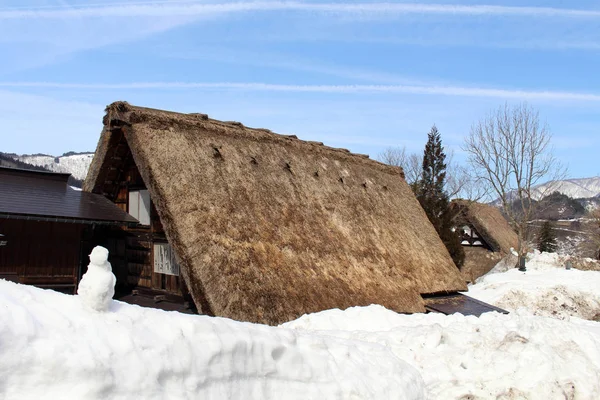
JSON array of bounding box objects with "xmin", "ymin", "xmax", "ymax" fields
[
  {"xmin": 86, "ymin": 102, "xmax": 467, "ymax": 325},
  {"xmin": 452, "ymin": 200, "xmax": 518, "ymax": 253}
]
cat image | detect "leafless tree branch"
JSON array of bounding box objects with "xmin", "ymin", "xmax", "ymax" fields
[
  {"xmin": 377, "ymin": 146, "xmax": 422, "ymax": 186},
  {"xmin": 462, "ymin": 102, "xmax": 567, "ymax": 262}
]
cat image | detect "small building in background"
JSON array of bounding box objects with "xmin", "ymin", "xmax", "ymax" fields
[
  {"xmin": 451, "ymin": 200, "xmax": 519, "ymax": 282},
  {"xmin": 0, "ymin": 167, "xmax": 137, "ymax": 293}
]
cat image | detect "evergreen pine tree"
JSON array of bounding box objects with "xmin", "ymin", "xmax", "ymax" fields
[
  {"xmin": 416, "ymin": 126, "xmax": 465, "ymax": 269},
  {"xmin": 537, "ymin": 220, "xmax": 557, "ymax": 253}
]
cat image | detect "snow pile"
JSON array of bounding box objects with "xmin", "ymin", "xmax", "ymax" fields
[
  {"xmin": 77, "ymin": 246, "xmax": 116, "ymax": 312},
  {"xmin": 469, "ymin": 251, "xmax": 600, "ymax": 321},
  {"xmin": 1, "ymin": 279, "xmax": 600, "ymax": 400},
  {"xmin": 283, "ymin": 306, "xmax": 600, "ymax": 399},
  {"xmin": 3, "ymin": 245, "xmax": 600, "ymax": 399},
  {"xmin": 0, "ymin": 280, "xmax": 422, "ymax": 400}
]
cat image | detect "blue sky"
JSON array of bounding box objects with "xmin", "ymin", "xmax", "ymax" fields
[{"xmin": 1, "ymin": 0, "xmax": 599, "ymax": 179}]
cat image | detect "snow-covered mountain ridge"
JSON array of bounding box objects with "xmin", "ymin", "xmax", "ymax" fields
[
  {"xmin": 11, "ymin": 152, "xmax": 93, "ymax": 180},
  {"xmin": 492, "ymin": 177, "xmax": 600, "ymax": 209},
  {"xmin": 531, "ymin": 177, "xmax": 600, "ymax": 200}
]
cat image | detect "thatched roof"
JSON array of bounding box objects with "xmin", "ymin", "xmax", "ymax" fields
[
  {"xmin": 452, "ymin": 200, "xmax": 518, "ymax": 254},
  {"xmin": 85, "ymin": 101, "xmax": 466, "ymax": 325}
]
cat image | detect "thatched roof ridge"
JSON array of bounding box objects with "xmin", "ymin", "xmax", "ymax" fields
[
  {"xmin": 86, "ymin": 101, "xmax": 467, "ymax": 325},
  {"xmin": 100, "ymin": 101, "xmax": 403, "ymax": 177},
  {"xmin": 452, "ymin": 200, "xmax": 518, "ymax": 253}
]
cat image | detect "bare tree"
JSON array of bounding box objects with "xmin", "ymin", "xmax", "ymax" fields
[
  {"xmin": 378, "ymin": 146, "xmax": 407, "ymax": 168},
  {"xmin": 377, "ymin": 146, "xmax": 422, "ymax": 187},
  {"xmin": 447, "ymin": 165, "xmax": 489, "ymax": 201},
  {"xmin": 463, "ymin": 102, "xmax": 565, "ymax": 270},
  {"xmin": 444, "ymin": 150, "xmax": 489, "ymax": 201},
  {"xmin": 404, "ymin": 153, "xmax": 422, "ymax": 187},
  {"xmin": 378, "ymin": 146, "xmax": 486, "ymax": 200},
  {"xmin": 589, "ymin": 208, "xmax": 600, "ymax": 260}
]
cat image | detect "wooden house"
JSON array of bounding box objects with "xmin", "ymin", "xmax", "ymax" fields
[
  {"xmin": 84, "ymin": 102, "xmax": 510, "ymax": 324},
  {"xmin": 451, "ymin": 200, "xmax": 519, "ymax": 281},
  {"xmin": 0, "ymin": 166, "xmax": 137, "ymax": 293}
]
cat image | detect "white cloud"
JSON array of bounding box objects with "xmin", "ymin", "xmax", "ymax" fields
[
  {"xmin": 2, "ymin": 2, "xmax": 600, "ymax": 20},
  {"xmin": 278, "ymin": 35, "xmax": 600, "ymax": 51},
  {"xmin": 0, "ymin": 2, "xmax": 199, "ymax": 73},
  {"xmin": 1, "ymin": 81, "xmax": 599, "ymax": 102}
]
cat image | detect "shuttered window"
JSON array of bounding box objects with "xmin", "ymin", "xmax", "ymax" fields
[{"xmin": 128, "ymin": 190, "xmax": 151, "ymax": 225}]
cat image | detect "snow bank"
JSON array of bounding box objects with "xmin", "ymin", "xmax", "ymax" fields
[
  {"xmin": 4, "ymin": 246, "xmax": 600, "ymax": 400},
  {"xmin": 0, "ymin": 279, "xmax": 422, "ymax": 400},
  {"xmin": 2, "ymin": 279, "xmax": 600, "ymax": 400},
  {"xmin": 469, "ymin": 251, "xmax": 600, "ymax": 321},
  {"xmin": 283, "ymin": 306, "xmax": 600, "ymax": 399}
]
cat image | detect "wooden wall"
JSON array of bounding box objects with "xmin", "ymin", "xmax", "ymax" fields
[
  {"xmin": 109, "ymin": 157, "xmax": 186, "ymax": 296},
  {"xmin": 0, "ymin": 219, "xmax": 83, "ymax": 294}
]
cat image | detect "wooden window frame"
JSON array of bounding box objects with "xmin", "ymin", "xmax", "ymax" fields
[
  {"xmin": 128, "ymin": 189, "xmax": 151, "ymax": 226},
  {"xmin": 153, "ymin": 242, "xmax": 180, "ymax": 277}
]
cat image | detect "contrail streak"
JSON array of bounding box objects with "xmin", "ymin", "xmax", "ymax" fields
[
  {"xmin": 1, "ymin": 81, "xmax": 599, "ymax": 101},
  {"xmin": 1, "ymin": 2, "xmax": 600, "ymax": 20}
]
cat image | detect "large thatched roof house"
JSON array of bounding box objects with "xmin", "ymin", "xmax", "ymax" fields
[
  {"xmin": 85, "ymin": 102, "xmax": 469, "ymax": 325},
  {"xmin": 451, "ymin": 200, "xmax": 519, "ymax": 281}
]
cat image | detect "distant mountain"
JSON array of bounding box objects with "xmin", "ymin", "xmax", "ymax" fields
[
  {"xmin": 529, "ymin": 177, "xmax": 600, "ymax": 201},
  {"xmin": 0, "ymin": 151, "xmax": 92, "ymax": 188},
  {"xmin": 11, "ymin": 152, "xmax": 93, "ymax": 181},
  {"xmin": 533, "ymin": 191, "xmax": 587, "ymax": 220},
  {"xmin": 492, "ymin": 177, "xmax": 600, "ymax": 207}
]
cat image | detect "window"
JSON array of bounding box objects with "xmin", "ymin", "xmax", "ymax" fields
[
  {"xmin": 154, "ymin": 242, "xmax": 179, "ymax": 276},
  {"xmin": 128, "ymin": 190, "xmax": 151, "ymax": 225}
]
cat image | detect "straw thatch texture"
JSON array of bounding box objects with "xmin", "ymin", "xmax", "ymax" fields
[
  {"xmin": 451, "ymin": 201, "xmax": 518, "ymax": 282},
  {"xmin": 452, "ymin": 200, "xmax": 518, "ymax": 253},
  {"xmin": 461, "ymin": 247, "xmax": 504, "ymax": 283},
  {"xmin": 86, "ymin": 102, "xmax": 466, "ymax": 325}
]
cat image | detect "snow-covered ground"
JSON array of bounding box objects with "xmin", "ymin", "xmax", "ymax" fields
[
  {"xmin": 0, "ymin": 279, "xmax": 422, "ymax": 400},
  {"xmin": 468, "ymin": 251, "xmax": 600, "ymax": 321},
  {"xmin": 1, "ymin": 249, "xmax": 600, "ymax": 399}
]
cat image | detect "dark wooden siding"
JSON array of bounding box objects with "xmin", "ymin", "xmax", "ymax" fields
[
  {"xmin": 0, "ymin": 219, "xmax": 82, "ymax": 293},
  {"xmin": 85, "ymin": 130, "xmax": 190, "ymax": 305},
  {"xmin": 114, "ymin": 157, "xmax": 185, "ymax": 295}
]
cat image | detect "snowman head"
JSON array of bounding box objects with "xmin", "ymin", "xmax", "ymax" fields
[{"xmin": 89, "ymin": 246, "xmax": 110, "ymax": 268}]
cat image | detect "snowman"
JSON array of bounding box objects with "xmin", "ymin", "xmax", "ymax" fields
[{"xmin": 78, "ymin": 246, "xmax": 116, "ymax": 312}]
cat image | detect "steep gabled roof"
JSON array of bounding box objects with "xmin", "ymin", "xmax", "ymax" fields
[
  {"xmin": 452, "ymin": 200, "xmax": 518, "ymax": 254},
  {"xmin": 85, "ymin": 101, "xmax": 467, "ymax": 325}
]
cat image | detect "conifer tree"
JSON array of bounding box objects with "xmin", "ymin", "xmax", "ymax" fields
[
  {"xmin": 416, "ymin": 126, "xmax": 465, "ymax": 269},
  {"xmin": 537, "ymin": 220, "xmax": 557, "ymax": 253}
]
